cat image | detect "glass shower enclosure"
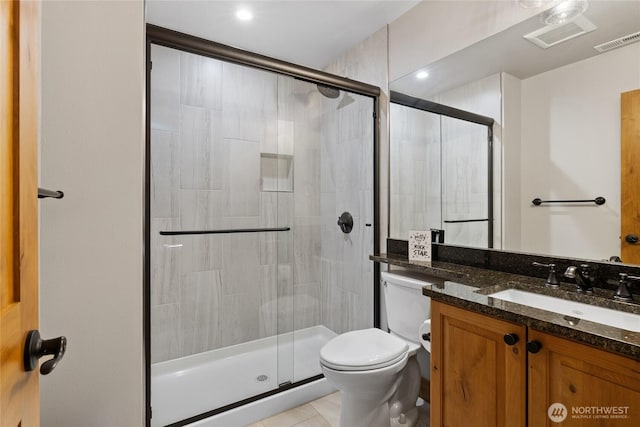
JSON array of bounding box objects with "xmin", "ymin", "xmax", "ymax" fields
[
  {"xmin": 147, "ymin": 29, "xmax": 376, "ymax": 426},
  {"xmin": 389, "ymin": 91, "xmax": 494, "ymax": 249}
]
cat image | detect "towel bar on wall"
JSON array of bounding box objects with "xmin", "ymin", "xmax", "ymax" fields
[
  {"xmin": 443, "ymin": 219, "xmax": 489, "ymax": 223},
  {"xmin": 159, "ymin": 227, "xmax": 291, "ymax": 236},
  {"xmin": 531, "ymin": 197, "xmax": 605, "ymax": 206}
]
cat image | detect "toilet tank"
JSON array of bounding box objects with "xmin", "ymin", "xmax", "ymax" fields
[{"xmin": 382, "ymin": 271, "xmax": 432, "ymax": 343}]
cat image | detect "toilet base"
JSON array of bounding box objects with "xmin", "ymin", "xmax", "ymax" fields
[
  {"xmin": 321, "ymin": 353, "xmax": 408, "ymax": 427},
  {"xmin": 388, "ymin": 354, "xmax": 421, "ymax": 427},
  {"xmin": 390, "ymin": 406, "xmax": 418, "ymax": 427},
  {"xmin": 340, "ymin": 392, "xmax": 396, "ymax": 427}
]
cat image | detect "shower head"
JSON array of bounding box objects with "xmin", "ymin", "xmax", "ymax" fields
[{"xmin": 317, "ymin": 84, "xmax": 340, "ymax": 99}]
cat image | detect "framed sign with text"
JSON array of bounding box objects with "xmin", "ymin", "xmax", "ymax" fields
[{"xmin": 409, "ymin": 230, "xmax": 431, "ymax": 262}]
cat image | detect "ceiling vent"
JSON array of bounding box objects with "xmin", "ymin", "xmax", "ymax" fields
[
  {"xmin": 524, "ymin": 16, "xmax": 597, "ymax": 49},
  {"xmin": 594, "ymin": 31, "xmax": 640, "ymax": 53}
]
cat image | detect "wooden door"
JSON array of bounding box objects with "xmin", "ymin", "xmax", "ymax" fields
[
  {"xmin": 430, "ymin": 301, "xmax": 526, "ymax": 427},
  {"xmin": 1, "ymin": 0, "xmax": 40, "ymax": 425},
  {"xmin": 528, "ymin": 330, "xmax": 640, "ymax": 427},
  {"xmin": 621, "ymin": 89, "xmax": 640, "ymax": 264}
]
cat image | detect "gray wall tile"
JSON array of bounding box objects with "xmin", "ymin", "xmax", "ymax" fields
[
  {"xmin": 180, "ymin": 51, "xmax": 222, "ymax": 110},
  {"xmin": 180, "ymin": 190, "xmax": 222, "ymax": 230},
  {"xmin": 178, "ymin": 234, "xmax": 222, "ymax": 274},
  {"xmin": 150, "ymin": 45, "xmax": 180, "ymax": 132},
  {"xmin": 179, "ymin": 270, "xmax": 222, "ymax": 355},
  {"xmin": 220, "ymin": 293, "xmax": 260, "ymax": 347},
  {"xmin": 150, "ymin": 218, "xmax": 180, "ymax": 306},
  {"xmin": 180, "ymin": 105, "xmax": 223, "ymax": 190},
  {"xmin": 223, "ymin": 138, "xmax": 260, "ymax": 217},
  {"xmin": 150, "ymin": 130, "xmax": 180, "ymax": 218},
  {"xmin": 151, "ymin": 304, "xmax": 180, "ymax": 363}
]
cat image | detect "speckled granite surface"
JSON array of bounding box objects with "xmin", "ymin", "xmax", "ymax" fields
[
  {"xmin": 386, "ymin": 239, "xmax": 640, "ymax": 291},
  {"xmin": 370, "ymin": 253, "xmax": 640, "ymax": 360}
]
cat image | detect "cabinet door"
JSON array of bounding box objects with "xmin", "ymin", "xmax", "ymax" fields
[
  {"xmin": 529, "ymin": 330, "xmax": 640, "ymax": 427},
  {"xmin": 431, "ymin": 302, "xmax": 526, "ymax": 427}
]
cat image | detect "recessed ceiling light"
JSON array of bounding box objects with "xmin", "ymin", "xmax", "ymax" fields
[
  {"xmin": 236, "ymin": 8, "xmax": 253, "ymax": 22},
  {"xmin": 416, "ymin": 71, "xmax": 429, "ymax": 79}
]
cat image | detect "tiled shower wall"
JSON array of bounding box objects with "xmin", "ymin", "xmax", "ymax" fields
[
  {"xmin": 318, "ymin": 95, "xmax": 374, "ymax": 334},
  {"xmin": 150, "ymin": 45, "xmax": 374, "ymax": 363},
  {"xmin": 320, "ymin": 27, "xmax": 385, "ymax": 335}
]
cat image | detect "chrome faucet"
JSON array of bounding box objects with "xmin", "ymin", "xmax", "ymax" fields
[{"xmin": 564, "ymin": 264, "xmax": 594, "ymax": 294}]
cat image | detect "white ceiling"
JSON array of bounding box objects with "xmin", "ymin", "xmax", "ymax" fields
[
  {"xmin": 391, "ymin": 0, "xmax": 640, "ymax": 99},
  {"xmin": 146, "ymin": 0, "xmax": 420, "ymax": 70}
]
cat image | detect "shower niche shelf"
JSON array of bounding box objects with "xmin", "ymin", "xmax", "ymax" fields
[{"xmin": 260, "ymin": 152, "xmax": 294, "ymax": 192}]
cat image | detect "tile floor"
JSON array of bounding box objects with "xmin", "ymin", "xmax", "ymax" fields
[{"xmin": 247, "ymin": 392, "xmax": 430, "ymax": 427}]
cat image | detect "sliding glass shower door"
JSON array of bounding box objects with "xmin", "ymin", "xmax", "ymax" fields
[
  {"xmin": 441, "ymin": 116, "xmax": 490, "ymax": 247},
  {"xmin": 390, "ymin": 99, "xmax": 493, "ymax": 248},
  {"xmin": 148, "ymin": 42, "xmax": 374, "ymax": 426}
]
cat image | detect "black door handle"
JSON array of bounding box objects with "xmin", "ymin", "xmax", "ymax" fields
[
  {"xmin": 24, "ymin": 330, "xmax": 67, "ymax": 375},
  {"xmin": 625, "ymin": 234, "xmax": 639, "ymax": 244},
  {"xmin": 526, "ymin": 340, "xmax": 542, "ymax": 354}
]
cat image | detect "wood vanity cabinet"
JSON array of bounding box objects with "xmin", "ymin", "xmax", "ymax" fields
[
  {"xmin": 528, "ymin": 330, "xmax": 640, "ymax": 427},
  {"xmin": 431, "ymin": 301, "xmax": 640, "ymax": 427},
  {"xmin": 430, "ymin": 301, "xmax": 527, "ymax": 427}
]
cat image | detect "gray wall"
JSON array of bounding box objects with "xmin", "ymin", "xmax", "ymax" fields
[{"xmin": 40, "ymin": 1, "xmax": 145, "ymax": 425}]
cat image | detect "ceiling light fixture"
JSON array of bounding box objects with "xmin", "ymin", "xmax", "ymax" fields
[
  {"xmin": 518, "ymin": 0, "xmax": 544, "ymax": 8},
  {"xmin": 542, "ymin": 0, "xmax": 588, "ymax": 25},
  {"xmin": 236, "ymin": 8, "xmax": 253, "ymax": 22},
  {"xmin": 416, "ymin": 71, "xmax": 429, "ymax": 79}
]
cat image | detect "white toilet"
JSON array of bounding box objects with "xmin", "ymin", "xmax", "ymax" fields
[{"xmin": 319, "ymin": 271, "xmax": 431, "ymax": 427}]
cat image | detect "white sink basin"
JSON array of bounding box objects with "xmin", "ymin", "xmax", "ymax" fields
[{"xmin": 489, "ymin": 289, "xmax": 640, "ymax": 332}]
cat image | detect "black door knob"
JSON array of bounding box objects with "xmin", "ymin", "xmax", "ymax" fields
[
  {"xmin": 526, "ymin": 340, "xmax": 543, "ymax": 354},
  {"xmin": 625, "ymin": 234, "xmax": 639, "ymax": 244},
  {"xmin": 24, "ymin": 330, "xmax": 67, "ymax": 375},
  {"xmin": 503, "ymin": 333, "xmax": 519, "ymax": 346}
]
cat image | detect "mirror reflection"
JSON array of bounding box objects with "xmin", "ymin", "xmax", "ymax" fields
[
  {"xmin": 390, "ymin": 94, "xmax": 494, "ymax": 249},
  {"xmin": 389, "ymin": 0, "xmax": 640, "ymax": 264}
]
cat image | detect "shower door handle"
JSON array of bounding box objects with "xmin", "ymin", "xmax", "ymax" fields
[{"xmin": 24, "ymin": 330, "xmax": 67, "ymax": 375}]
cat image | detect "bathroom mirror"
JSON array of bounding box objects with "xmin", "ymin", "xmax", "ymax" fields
[
  {"xmin": 390, "ymin": 92, "xmax": 495, "ymax": 250},
  {"xmin": 389, "ymin": 1, "xmax": 640, "ymax": 263}
]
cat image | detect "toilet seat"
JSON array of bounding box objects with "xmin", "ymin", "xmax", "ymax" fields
[{"xmin": 320, "ymin": 328, "xmax": 409, "ymax": 371}]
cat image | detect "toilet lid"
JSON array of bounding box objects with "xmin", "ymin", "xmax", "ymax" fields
[{"xmin": 320, "ymin": 328, "xmax": 409, "ymax": 371}]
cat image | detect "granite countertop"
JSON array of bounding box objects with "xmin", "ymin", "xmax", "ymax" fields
[{"xmin": 370, "ymin": 253, "xmax": 640, "ymax": 360}]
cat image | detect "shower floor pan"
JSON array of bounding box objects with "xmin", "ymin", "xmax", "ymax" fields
[{"xmin": 151, "ymin": 325, "xmax": 337, "ymax": 427}]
